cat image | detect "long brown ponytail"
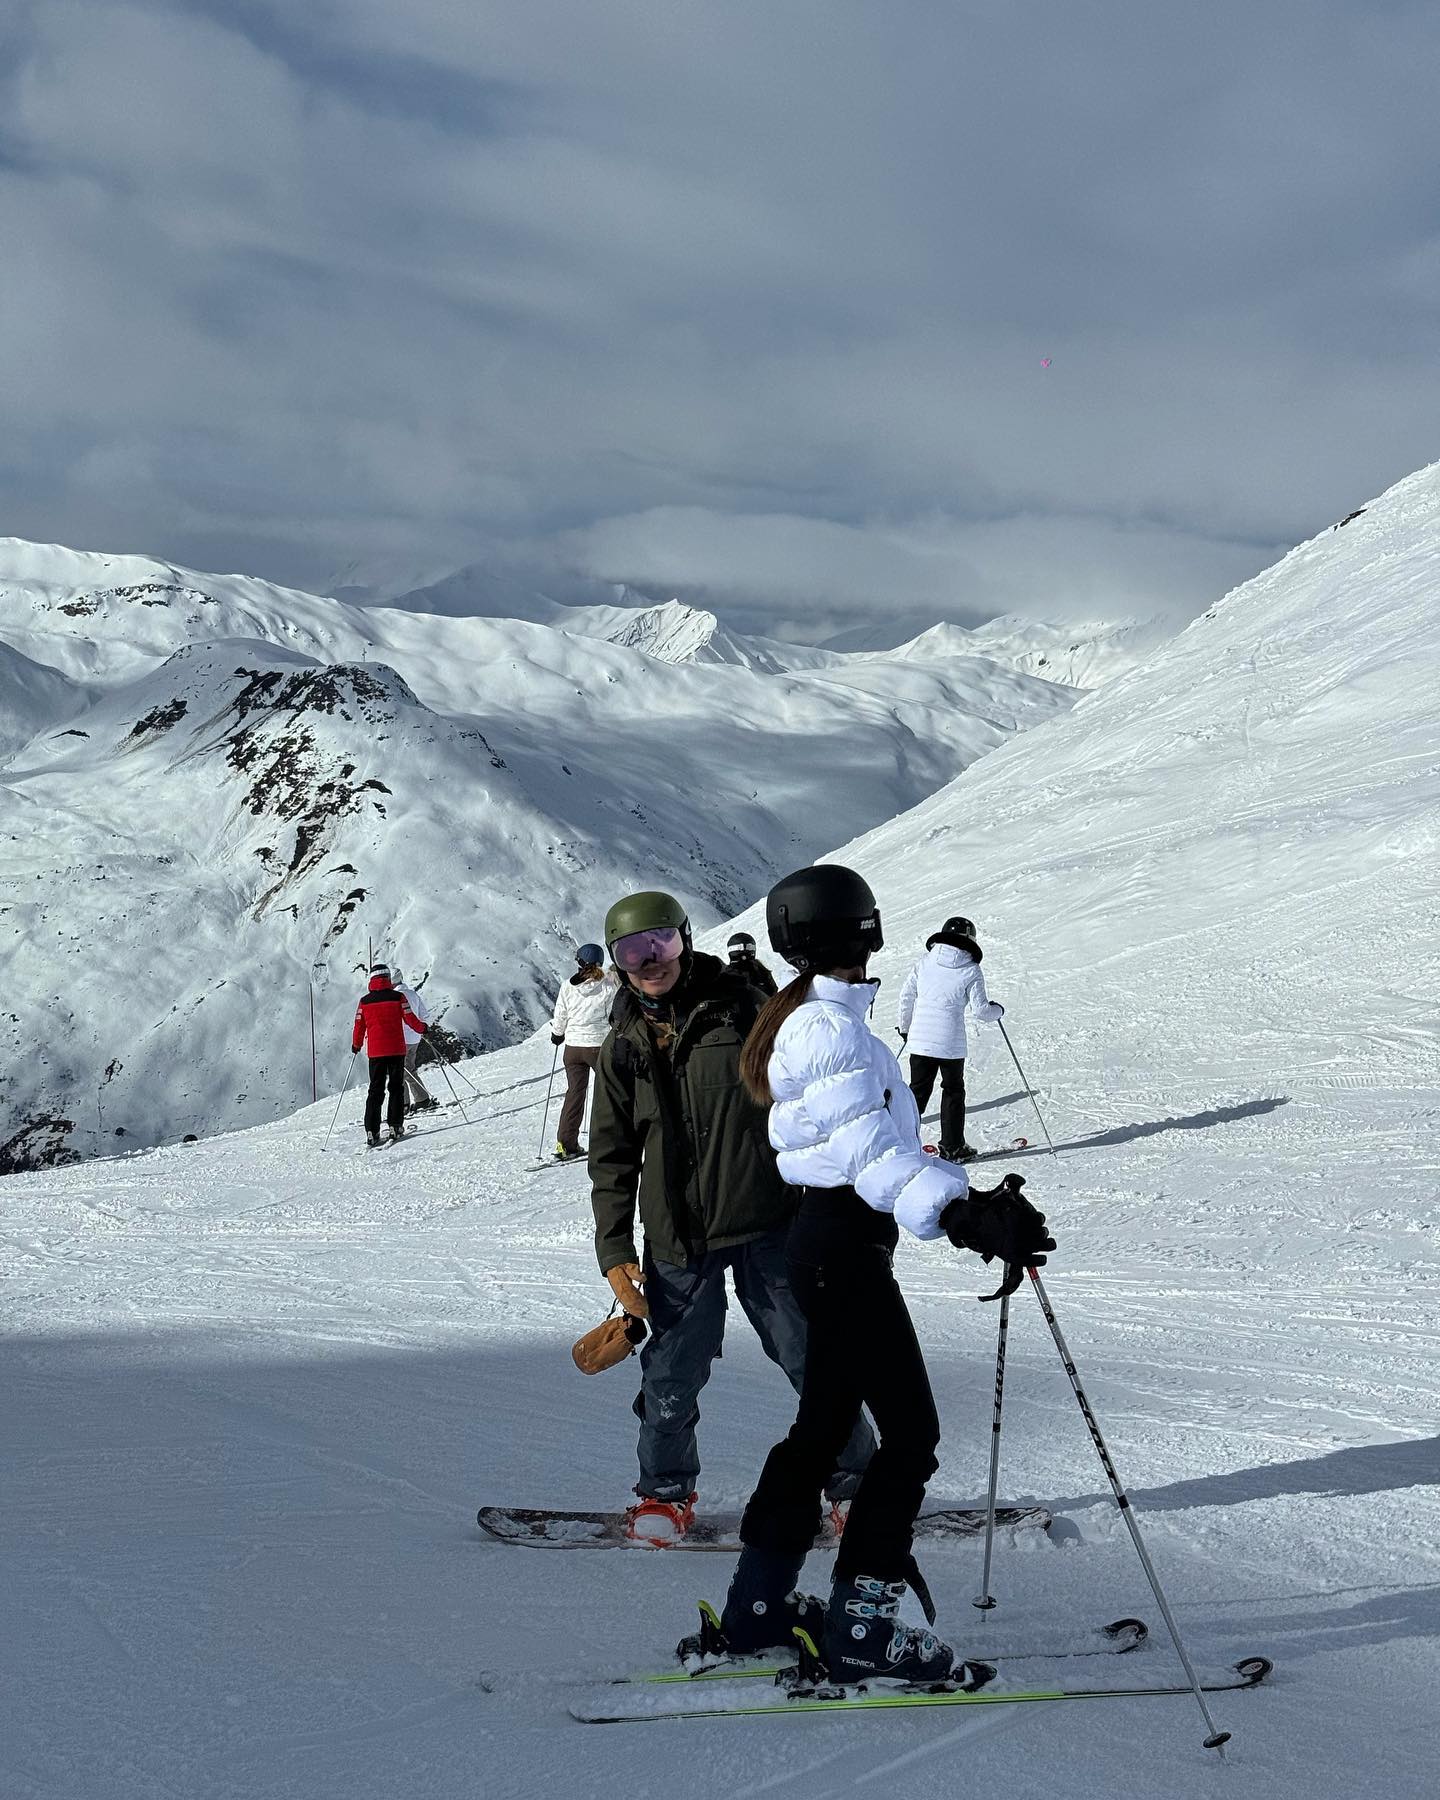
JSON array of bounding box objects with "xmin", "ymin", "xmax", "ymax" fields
[{"xmin": 740, "ymin": 973, "xmax": 813, "ymax": 1104}]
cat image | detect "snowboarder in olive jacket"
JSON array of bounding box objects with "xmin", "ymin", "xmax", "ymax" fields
[{"xmin": 588, "ymin": 888, "xmax": 874, "ymax": 1543}]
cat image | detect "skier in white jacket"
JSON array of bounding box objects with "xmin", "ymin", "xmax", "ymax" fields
[
  {"xmin": 550, "ymin": 944, "xmax": 620, "ymax": 1159},
  {"xmin": 896, "ymin": 915, "xmax": 1003, "ymax": 1162},
  {"xmin": 389, "ymin": 964, "xmax": 437, "ymax": 1113},
  {"xmin": 708, "ymin": 865, "xmax": 1054, "ymax": 1686}
]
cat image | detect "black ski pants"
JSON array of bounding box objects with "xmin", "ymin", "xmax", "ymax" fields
[
  {"xmin": 739, "ymin": 1193, "xmax": 940, "ymax": 1583},
  {"xmin": 364, "ymin": 1054, "xmax": 407, "ymax": 1135},
  {"xmin": 909, "ymin": 1053, "xmax": 966, "ymax": 1150}
]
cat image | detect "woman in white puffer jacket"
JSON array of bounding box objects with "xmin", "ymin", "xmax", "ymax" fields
[
  {"xmin": 549, "ymin": 945, "xmax": 620, "ymax": 1158},
  {"xmin": 896, "ymin": 915, "xmax": 1003, "ymax": 1162},
  {"xmin": 705, "ymin": 866, "xmax": 1053, "ymax": 1689}
]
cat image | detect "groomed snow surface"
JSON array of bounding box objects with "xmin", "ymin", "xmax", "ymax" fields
[{"xmin": 4, "ymin": 465, "xmax": 1439, "ymax": 1797}]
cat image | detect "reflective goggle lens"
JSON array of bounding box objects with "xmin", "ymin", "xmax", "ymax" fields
[{"xmin": 612, "ymin": 926, "xmax": 685, "ymax": 971}]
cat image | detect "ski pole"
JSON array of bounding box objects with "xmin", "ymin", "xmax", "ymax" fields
[
  {"xmin": 430, "ymin": 1034, "xmax": 480, "ymax": 1097},
  {"xmin": 997, "ymin": 1020, "xmax": 1058, "ymax": 1160},
  {"xmin": 432, "ymin": 1052, "xmax": 470, "ymax": 1122},
  {"xmin": 322, "ymin": 1051, "xmax": 360, "ymax": 1152},
  {"xmin": 1026, "ymin": 1268, "xmax": 1231, "ymax": 1751},
  {"xmin": 537, "ymin": 1042, "xmax": 562, "ymax": 1159},
  {"xmin": 973, "ymin": 1292, "xmax": 1009, "ymax": 1615}
]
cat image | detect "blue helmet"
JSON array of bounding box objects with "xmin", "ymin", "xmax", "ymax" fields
[{"xmin": 576, "ymin": 943, "xmax": 605, "ymax": 967}]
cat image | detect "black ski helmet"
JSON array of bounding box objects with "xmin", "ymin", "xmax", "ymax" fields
[
  {"xmin": 766, "ymin": 865, "xmax": 882, "ymax": 970},
  {"xmin": 943, "ymin": 916, "xmax": 976, "ymax": 938},
  {"xmin": 727, "ymin": 931, "xmax": 757, "ymax": 961},
  {"xmin": 576, "ymin": 943, "xmax": 605, "ymax": 967}
]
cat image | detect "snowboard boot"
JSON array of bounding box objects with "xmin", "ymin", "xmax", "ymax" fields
[
  {"xmin": 718, "ymin": 1544, "xmax": 824, "ymax": 1653},
  {"xmin": 823, "ymin": 1573, "xmax": 955, "ymax": 1684}
]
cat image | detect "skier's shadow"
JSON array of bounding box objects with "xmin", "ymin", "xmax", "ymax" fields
[
  {"xmin": 1051, "ymin": 1433, "xmax": 1440, "ymax": 1516},
  {"xmin": 999, "ymin": 1095, "xmax": 1289, "ymax": 1157},
  {"xmin": 919, "ymin": 1095, "xmax": 1288, "ymax": 1152}
]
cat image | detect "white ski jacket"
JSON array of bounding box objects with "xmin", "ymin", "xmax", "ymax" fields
[
  {"xmin": 551, "ymin": 969, "xmax": 620, "ymax": 1049},
  {"xmin": 896, "ymin": 944, "xmax": 1002, "ymax": 1060},
  {"xmin": 768, "ymin": 975, "xmax": 967, "ymax": 1239},
  {"xmin": 396, "ymin": 983, "xmax": 430, "ymax": 1048}
]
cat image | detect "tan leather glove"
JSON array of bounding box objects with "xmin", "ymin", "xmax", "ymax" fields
[{"xmin": 605, "ymin": 1262, "xmax": 649, "ymax": 1318}]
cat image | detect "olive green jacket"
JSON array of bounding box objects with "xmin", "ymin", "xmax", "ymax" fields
[{"xmin": 588, "ymin": 953, "xmax": 793, "ymax": 1273}]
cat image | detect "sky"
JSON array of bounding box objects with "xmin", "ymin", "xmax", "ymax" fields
[{"xmin": 2, "ymin": 0, "xmax": 1437, "ymax": 643}]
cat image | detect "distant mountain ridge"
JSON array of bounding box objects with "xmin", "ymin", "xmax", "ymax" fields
[{"xmin": 0, "ymin": 535, "xmax": 1076, "ymax": 1168}]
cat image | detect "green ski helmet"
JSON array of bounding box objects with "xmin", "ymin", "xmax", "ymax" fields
[{"xmin": 604, "ymin": 889, "xmax": 689, "ymax": 946}]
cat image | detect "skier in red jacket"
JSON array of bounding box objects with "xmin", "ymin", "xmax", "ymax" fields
[{"xmin": 352, "ymin": 965, "xmax": 428, "ymax": 1146}]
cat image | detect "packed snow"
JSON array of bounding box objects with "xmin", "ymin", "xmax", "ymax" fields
[{"xmin": 3, "ymin": 464, "xmax": 1438, "ymax": 1797}]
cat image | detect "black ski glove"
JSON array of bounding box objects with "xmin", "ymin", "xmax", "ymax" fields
[
  {"xmin": 939, "ymin": 1174, "xmax": 1055, "ymax": 1300},
  {"xmin": 551, "ymin": 1034, "xmax": 565, "ymax": 1046}
]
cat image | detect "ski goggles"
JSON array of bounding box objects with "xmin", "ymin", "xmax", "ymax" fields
[{"xmin": 611, "ymin": 926, "xmax": 685, "ymax": 972}]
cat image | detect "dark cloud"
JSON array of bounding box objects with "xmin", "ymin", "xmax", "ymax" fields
[{"xmin": 2, "ymin": 0, "xmax": 1435, "ymax": 638}]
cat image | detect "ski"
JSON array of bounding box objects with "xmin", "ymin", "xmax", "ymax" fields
[
  {"xmin": 569, "ymin": 1654, "xmax": 1273, "ymax": 1724},
  {"xmin": 627, "ymin": 1613, "xmax": 1147, "ymax": 1685},
  {"xmin": 476, "ymin": 1503, "xmax": 1051, "ymax": 1552}
]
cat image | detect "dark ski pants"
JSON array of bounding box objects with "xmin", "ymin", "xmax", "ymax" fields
[
  {"xmin": 364, "ymin": 1054, "xmax": 407, "ymax": 1135},
  {"xmin": 635, "ymin": 1225, "xmax": 876, "ymax": 1504},
  {"xmin": 556, "ymin": 1045, "xmax": 599, "ymax": 1152},
  {"xmin": 740, "ymin": 1235, "xmax": 940, "ymax": 1584},
  {"xmin": 909, "ymin": 1054, "xmax": 967, "ymax": 1150}
]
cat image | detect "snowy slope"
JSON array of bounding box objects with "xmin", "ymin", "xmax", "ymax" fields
[
  {"xmin": 885, "ymin": 614, "xmax": 1179, "ymax": 689},
  {"xmin": 0, "ymin": 638, "xmax": 86, "ymax": 761},
  {"xmin": 0, "ymin": 541, "xmax": 1074, "ymax": 1164},
  {"xmin": 2, "ymin": 468, "xmax": 1437, "ymax": 1798}
]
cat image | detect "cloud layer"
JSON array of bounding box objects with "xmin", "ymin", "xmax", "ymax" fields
[{"xmin": 3, "ymin": 0, "xmax": 1436, "ymax": 637}]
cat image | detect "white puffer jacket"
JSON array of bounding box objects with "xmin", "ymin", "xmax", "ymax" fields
[
  {"xmin": 551, "ymin": 969, "xmax": 620, "ymax": 1048},
  {"xmin": 768, "ymin": 975, "xmax": 967, "ymax": 1239},
  {"xmin": 896, "ymin": 943, "xmax": 1002, "ymax": 1060}
]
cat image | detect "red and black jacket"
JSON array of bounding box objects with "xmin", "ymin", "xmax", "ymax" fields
[{"xmin": 352, "ymin": 975, "xmax": 427, "ymax": 1058}]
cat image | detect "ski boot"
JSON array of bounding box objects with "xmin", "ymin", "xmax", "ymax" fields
[
  {"xmin": 389, "ymin": 1123, "xmax": 407, "ymax": 1142},
  {"xmin": 625, "ymin": 1491, "xmax": 696, "ymax": 1545},
  {"xmin": 938, "ymin": 1142, "xmax": 978, "ymax": 1164},
  {"xmin": 365, "ymin": 1130, "xmax": 382, "ymax": 1148},
  {"xmin": 553, "ymin": 1140, "xmax": 584, "ymax": 1161},
  {"xmin": 822, "ymin": 1572, "xmax": 956, "ymax": 1684},
  {"xmin": 717, "ymin": 1544, "xmax": 824, "ymax": 1653}
]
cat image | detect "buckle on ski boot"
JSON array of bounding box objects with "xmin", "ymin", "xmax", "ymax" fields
[{"xmin": 675, "ymin": 1599, "xmax": 729, "ymax": 1672}]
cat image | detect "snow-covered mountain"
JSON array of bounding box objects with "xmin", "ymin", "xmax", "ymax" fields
[
  {"xmin": 3, "ymin": 470, "xmax": 1436, "ymax": 1800},
  {"xmin": 729, "ymin": 461, "xmax": 1440, "ymax": 1133},
  {"xmin": 881, "ymin": 615, "xmax": 1179, "ymax": 690},
  {"xmin": 0, "ymin": 538, "xmax": 1074, "ymax": 1166}
]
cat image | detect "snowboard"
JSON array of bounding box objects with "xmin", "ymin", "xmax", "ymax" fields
[{"xmin": 475, "ymin": 1503, "xmax": 1052, "ymax": 1552}]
